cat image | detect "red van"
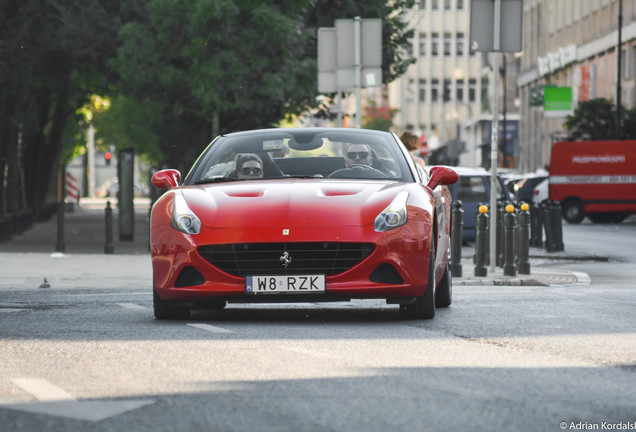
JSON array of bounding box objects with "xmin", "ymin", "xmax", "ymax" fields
[{"xmin": 549, "ymin": 140, "xmax": 636, "ymax": 223}]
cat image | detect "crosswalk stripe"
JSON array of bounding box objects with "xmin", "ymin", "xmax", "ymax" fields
[
  {"xmin": 12, "ymin": 378, "xmax": 75, "ymax": 401},
  {"xmin": 187, "ymin": 323, "xmax": 233, "ymax": 334}
]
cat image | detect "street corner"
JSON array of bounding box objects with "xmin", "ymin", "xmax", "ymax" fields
[{"xmin": 452, "ymin": 266, "xmax": 591, "ymax": 287}]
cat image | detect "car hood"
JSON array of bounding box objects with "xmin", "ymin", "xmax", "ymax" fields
[{"xmin": 181, "ymin": 179, "xmax": 408, "ymax": 229}]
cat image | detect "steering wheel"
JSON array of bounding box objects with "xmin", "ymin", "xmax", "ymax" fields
[{"xmin": 328, "ymin": 164, "xmax": 388, "ymax": 179}]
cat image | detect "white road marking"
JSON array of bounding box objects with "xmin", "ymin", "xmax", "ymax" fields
[
  {"xmin": 278, "ymin": 346, "xmax": 340, "ymax": 360},
  {"xmin": 187, "ymin": 323, "xmax": 234, "ymax": 334},
  {"xmin": 117, "ymin": 303, "xmax": 147, "ymax": 310},
  {"xmin": 572, "ymin": 271, "xmax": 591, "ymax": 285},
  {"xmin": 5, "ymin": 378, "xmax": 154, "ymax": 422},
  {"xmin": 12, "ymin": 378, "xmax": 74, "ymax": 401}
]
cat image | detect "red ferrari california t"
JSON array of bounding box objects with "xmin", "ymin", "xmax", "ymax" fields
[{"xmin": 150, "ymin": 128, "xmax": 458, "ymax": 320}]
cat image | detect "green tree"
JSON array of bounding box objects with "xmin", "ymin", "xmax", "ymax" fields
[
  {"xmin": 106, "ymin": 0, "xmax": 416, "ymax": 169},
  {"xmin": 0, "ymin": 0, "xmax": 120, "ymax": 214},
  {"xmin": 564, "ymin": 98, "xmax": 633, "ymax": 140},
  {"xmin": 1, "ymin": 0, "xmax": 417, "ymax": 215}
]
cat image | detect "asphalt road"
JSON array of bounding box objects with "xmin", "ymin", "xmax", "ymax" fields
[{"xmin": 0, "ymin": 212, "xmax": 635, "ymax": 431}]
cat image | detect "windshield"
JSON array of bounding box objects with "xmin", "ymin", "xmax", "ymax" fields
[{"xmin": 184, "ymin": 129, "xmax": 415, "ymax": 184}]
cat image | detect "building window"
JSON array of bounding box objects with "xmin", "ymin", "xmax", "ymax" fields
[
  {"xmin": 480, "ymin": 77, "xmax": 489, "ymax": 102},
  {"xmin": 431, "ymin": 79, "xmax": 440, "ymax": 102},
  {"xmin": 406, "ymin": 39, "xmax": 413, "ymax": 58},
  {"xmin": 444, "ymin": 0, "xmax": 451, "ymax": 9},
  {"xmin": 407, "ymin": 78, "xmax": 415, "ymax": 103},
  {"xmin": 456, "ymin": 32, "xmax": 465, "ymax": 57},
  {"xmin": 457, "ymin": 0, "xmax": 464, "ymax": 9},
  {"xmin": 431, "ymin": 0, "xmax": 439, "ymax": 10},
  {"xmin": 468, "ymin": 78, "xmax": 477, "ymax": 102},
  {"xmin": 431, "ymin": 32, "xmax": 439, "ymax": 56},
  {"xmin": 419, "ymin": 79, "xmax": 427, "ymax": 102},
  {"xmin": 444, "ymin": 33, "xmax": 452, "ymax": 56},
  {"xmin": 456, "ymin": 79, "xmax": 464, "ymax": 102},
  {"xmin": 419, "ymin": 0, "xmax": 426, "ymax": 9},
  {"xmin": 443, "ymin": 79, "xmax": 452, "ymax": 102},
  {"xmin": 419, "ymin": 33, "xmax": 427, "ymax": 56}
]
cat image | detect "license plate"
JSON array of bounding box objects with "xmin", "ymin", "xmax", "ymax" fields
[{"xmin": 245, "ymin": 275, "xmax": 325, "ymax": 294}]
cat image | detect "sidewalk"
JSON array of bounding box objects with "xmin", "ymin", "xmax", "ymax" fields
[
  {"xmin": 0, "ymin": 199, "xmax": 594, "ymax": 287},
  {"xmin": 0, "ymin": 198, "xmax": 151, "ymax": 255}
]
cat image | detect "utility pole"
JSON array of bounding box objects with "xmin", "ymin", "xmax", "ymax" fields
[
  {"xmin": 489, "ymin": 1, "xmax": 501, "ymax": 273},
  {"xmin": 616, "ymin": 0, "xmax": 623, "ymax": 139}
]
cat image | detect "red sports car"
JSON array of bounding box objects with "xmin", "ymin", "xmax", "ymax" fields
[{"xmin": 150, "ymin": 128, "xmax": 458, "ymax": 320}]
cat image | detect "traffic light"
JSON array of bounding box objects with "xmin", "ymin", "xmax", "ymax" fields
[{"xmin": 104, "ymin": 151, "xmax": 112, "ymax": 166}]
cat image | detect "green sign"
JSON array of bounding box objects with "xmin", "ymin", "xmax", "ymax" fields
[
  {"xmin": 529, "ymin": 84, "xmax": 556, "ymax": 107},
  {"xmin": 543, "ymin": 87, "xmax": 572, "ymax": 117}
]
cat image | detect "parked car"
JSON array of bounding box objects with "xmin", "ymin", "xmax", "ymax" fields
[
  {"xmin": 150, "ymin": 128, "xmax": 459, "ymax": 320},
  {"xmin": 532, "ymin": 178, "xmax": 549, "ymax": 206},
  {"xmin": 447, "ymin": 167, "xmax": 514, "ymax": 242},
  {"xmin": 510, "ymin": 175, "xmax": 548, "ymax": 204}
]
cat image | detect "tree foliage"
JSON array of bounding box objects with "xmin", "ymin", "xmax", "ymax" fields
[
  {"xmin": 105, "ymin": 0, "xmax": 417, "ymax": 170},
  {"xmin": 1, "ymin": 0, "xmax": 417, "ymax": 215},
  {"xmin": 0, "ymin": 0, "xmax": 119, "ymax": 214},
  {"xmin": 565, "ymin": 98, "xmax": 636, "ymax": 140}
]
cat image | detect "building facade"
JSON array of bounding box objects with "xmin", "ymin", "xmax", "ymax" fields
[
  {"xmin": 385, "ymin": 0, "xmax": 521, "ymax": 168},
  {"xmin": 518, "ymin": 0, "xmax": 636, "ymax": 172}
]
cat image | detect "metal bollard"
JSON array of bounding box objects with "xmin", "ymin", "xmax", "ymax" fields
[
  {"xmin": 543, "ymin": 201, "xmax": 557, "ymax": 252},
  {"xmin": 474, "ymin": 205, "xmax": 489, "ymax": 277},
  {"xmin": 517, "ymin": 202, "xmax": 531, "ymax": 274},
  {"xmin": 530, "ymin": 202, "xmax": 542, "ymax": 247},
  {"xmin": 450, "ymin": 200, "xmax": 464, "ymax": 278},
  {"xmin": 503, "ymin": 204, "xmax": 517, "ymax": 276},
  {"xmin": 104, "ymin": 201, "xmax": 114, "ymax": 254},
  {"xmin": 551, "ymin": 201, "xmax": 565, "ymax": 252},
  {"xmin": 496, "ymin": 203, "xmax": 504, "ymax": 267},
  {"xmin": 55, "ymin": 200, "xmax": 65, "ymax": 253}
]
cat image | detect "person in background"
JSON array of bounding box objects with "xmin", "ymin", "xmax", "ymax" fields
[{"xmin": 400, "ymin": 131, "xmax": 427, "ymax": 170}]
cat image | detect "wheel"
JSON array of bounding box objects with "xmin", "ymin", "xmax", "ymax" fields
[
  {"xmin": 435, "ymin": 260, "xmax": 452, "ymax": 308},
  {"xmin": 589, "ymin": 212, "xmax": 629, "ymax": 224},
  {"xmin": 562, "ymin": 198, "xmax": 585, "ymax": 224},
  {"xmin": 588, "ymin": 213, "xmax": 615, "ymax": 224},
  {"xmin": 400, "ymin": 240, "xmax": 436, "ymax": 320},
  {"xmin": 206, "ymin": 300, "xmax": 227, "ymax": 311},
  {"xmin": 153, "ymin": 289, "xmax": 190, "ymax": 320}
]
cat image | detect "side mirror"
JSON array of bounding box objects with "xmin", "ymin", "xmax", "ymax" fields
[
  {"xmin": 427, "ymin": 166, "xmax": 459, "ymax": 190},
  {"xmin": 152, "ymin": 169, "xmax": 181, "ymax": 189}
]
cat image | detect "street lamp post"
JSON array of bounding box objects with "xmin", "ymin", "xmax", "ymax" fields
[{"xmin": 616, "ymin": 0, "xmax": 623, "ymax": 139}]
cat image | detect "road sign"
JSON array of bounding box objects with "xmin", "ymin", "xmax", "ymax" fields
[
  {"xmin": 544, "ymin": 87, "xmax": 573, "ymax": 118},
  {"xmin": 470, "ymin": 0, "xmax": 523, "ymax": 52},
  {"xmin": 317, "ymin": 18, "xmax": 382, "ymax": 92}
]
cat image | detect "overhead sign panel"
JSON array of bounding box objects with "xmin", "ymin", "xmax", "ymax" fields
[
  {"xmin": 470, "ymin": 0, "xmax": 523, "ymax": 52},
  {"xmin": 361, "ymin": 19, "xmax": 382, "ymax": 67},
  {"xmin": 318, "ymin": 18, "xmax": 382, "ymax": 92},
  {"xmin": 318, "ymin": 28, "xmax": 337, "ymax": 93}
]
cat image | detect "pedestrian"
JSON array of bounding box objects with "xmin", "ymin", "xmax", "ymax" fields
[{"xmin": 400, "ymin": 132, "xmax": 427, "ymax": 170}]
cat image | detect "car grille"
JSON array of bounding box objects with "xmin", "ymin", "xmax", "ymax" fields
[{"xmin": 198, "ymin": 242, "xmax": 375, "ymax": 277}]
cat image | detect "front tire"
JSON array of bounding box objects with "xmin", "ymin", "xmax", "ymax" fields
[
  {"xmin": 153, "ymin": 289, "xmax": 190, "ymax": 320},
  {"xmin": 435, "ymin": 260, "xmax": 452, "ymax": 308},
  {"xmin": 400, "ymin": 243, "xmax": 436, "ymax": 320}
]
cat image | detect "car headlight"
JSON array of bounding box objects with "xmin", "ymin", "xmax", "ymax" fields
[
  {"xmin": 171, "ymin": 192, "xmax": 201, "ymax": 234},
  {"xmin": 374, "ymin": 190, "xmax": 409, "ymax": 232}
]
